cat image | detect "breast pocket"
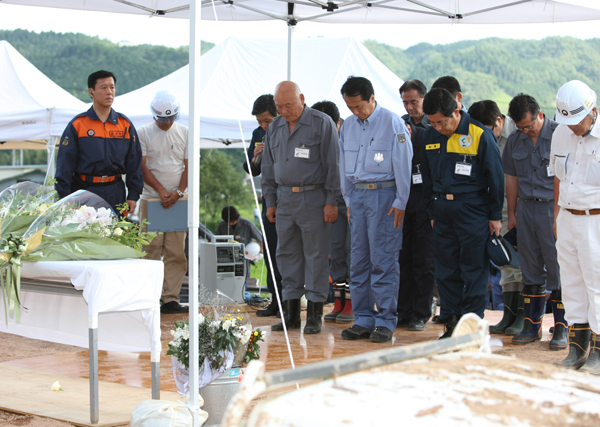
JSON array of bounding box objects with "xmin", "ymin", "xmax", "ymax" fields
[
  {"xmin": 585, "ymin": 154, "xmax": 600, "ymax": 185},
  {"xmin": 364, "ymin": 140, "xmax": 392, "ymax": 174},
  {"xmin": 511, "ymin": 149, "xmax": 529, "ymax": 178},
  {"xmin": 295, "ymin": 139, "xmax": 320, "ymax": 163},
  {"xmin": 552, "ymin": 154, "xmax": 568, "ymax": 180},
  {"xmin": 170, "ymin": 142, "xmax": 186, "ymax": 163}
]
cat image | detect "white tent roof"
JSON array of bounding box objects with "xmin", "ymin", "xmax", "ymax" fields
[
  {"xmin": 4, "ymin": 0, "xmax": 600, "ymax": 24},
  {"xmin": 113, "ymin": 36, "xmax": 406, "ymax": 145},
  {"xmin": 0, "ymin": 40, "xmax": 87, "ymax": 142}
]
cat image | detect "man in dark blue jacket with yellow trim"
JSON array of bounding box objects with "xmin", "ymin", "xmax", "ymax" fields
[
  {"xmin": 55, "ymin": 70, "xmax": 143, "ymax": 215},
  {"xmin": 421, "ymin": 88, "xmax": 504, "ymax": 339}
]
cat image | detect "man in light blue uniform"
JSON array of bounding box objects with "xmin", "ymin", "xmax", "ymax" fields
[{"xmin": 338, "ymin": 76, "xmax": 413, "ymax": 343}]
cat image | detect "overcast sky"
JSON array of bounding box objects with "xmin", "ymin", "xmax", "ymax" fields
[{"xmin": 1, "ymin": 1, "xmax": 600, "ymax": 50}]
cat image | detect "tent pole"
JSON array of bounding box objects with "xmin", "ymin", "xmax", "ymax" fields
[
  {"xmin": 287, "ymin": 3, "xmax": 296, "ymax": 80},
  {"xmin": 188, "ymin": 1, "xmax": 201, "ymax": 427}
]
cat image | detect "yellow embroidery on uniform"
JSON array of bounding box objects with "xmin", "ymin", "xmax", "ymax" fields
[
  {"xmin": 426, "ymin": 143, "xmax": 440, "ymax": 150},
  {"xmin": 447, "ymin": 124, "xmax": 484, "ymax": 155}
]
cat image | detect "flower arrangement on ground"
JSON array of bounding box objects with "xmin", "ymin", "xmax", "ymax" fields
[{"xmin": 167, "ymin": 304, "xmax": 264, "ymax": 394}]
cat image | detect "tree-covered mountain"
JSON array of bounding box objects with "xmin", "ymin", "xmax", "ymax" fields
[
  {"xmin": 364, "ymin": 36, "xmax": 600, "ymax": 116},
  {"xmin": 0, "ymin": 29, "xmax": 213, "ymax": 101}
]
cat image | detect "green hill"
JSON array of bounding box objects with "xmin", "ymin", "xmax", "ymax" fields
[
  {"xmin": 363, "ymin": 36, "xmax": 600, "ymax": 116},
  {"xmin": 0, "ymin": 29, "xmax": 213, "ymax": 101}
]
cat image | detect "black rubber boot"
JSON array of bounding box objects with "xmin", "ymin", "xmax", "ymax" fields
[
  {"xmin": 271, "ymin": 299, "xmax": 301, "ymax": 331},
  {"xmin": 489, "ymin": 291, "xmax": 519, "ymax": 334},
  {"xmin": 580, "ymin": 332, "xmax": 600, "ymax": 375},
  {"xmin": 549, "ymin": 290, "xmax": 568, "ymax": 351},
  {"xmin": 512, "ymin": 285, "xmax": 545, "ymax": 345},
  {"xmin": 555, "ymin": 323, "xmax": 591, "ymax": 369},
  {"xmin": 439, "ymin": 314, "xmax": 461, "ymax": 340},
  {"xmin": 304, "ymin": 300, "xmax": 324, "ymax": 334},
  {"xmin": 324, "ymin": 283, "xmax": 344, "ymax": 322},
  {"xmin": 505, "ymin": 292, "xmax": 525, "ymax": 336}
]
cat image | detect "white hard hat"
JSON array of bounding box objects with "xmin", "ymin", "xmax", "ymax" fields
[
  {"xmin": 555, "ymin": 80, "xmax": 597, "ymax": 125},
  {"xmin": 151, "ymin": 90, "xmax": 180, "ymax": 123},
  {"xmin": 244, "ymin": 242, "xmax": 263, "ymax": 262}
]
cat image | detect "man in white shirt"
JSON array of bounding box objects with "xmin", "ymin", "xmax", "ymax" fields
[
  {"xmin": 550, "ymin": 80, "xmax": 600, "ymax": 374},
  {"xmin": 138, "ymin": 90, "xmax": 189, "ymax": 314}
]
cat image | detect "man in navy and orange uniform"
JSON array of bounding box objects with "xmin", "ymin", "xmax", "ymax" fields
[
  {"xmin": 55, "ymin": 70, "xmax": 143, "ymax": 215},
  {"xmin": 421, "ymin": 88, "xmax": 504, "ymax": 339}
]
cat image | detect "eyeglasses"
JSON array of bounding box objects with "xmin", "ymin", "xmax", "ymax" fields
[
  {"xmin": 430, "ymin": 117, "xmax": 450, "ymax": 129},
  {"xmin": 516, "ymin": 116, "xmax": 538, "ymax": 131}
]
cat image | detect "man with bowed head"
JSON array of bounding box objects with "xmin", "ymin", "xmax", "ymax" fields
[{"xmin": 261, "ymin": 81, "xmax": 341, "ymax": 335}]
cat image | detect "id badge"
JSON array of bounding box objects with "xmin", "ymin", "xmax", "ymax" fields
[
  {"xmin": 412, "ymin": 173, "xmax": 423, "ymax": 184},
  {"xmin": 294, "ymin": 147, "xmax": 310, "ymax": 159},
  {"xmin": 455, "ymin": 162, "xmax": 472, "ymax": 176},
  {"xmin": 547, "ymin": 165, "xmax": 555, "ymax": 177}
]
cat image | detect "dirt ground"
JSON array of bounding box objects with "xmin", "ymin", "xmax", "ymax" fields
[{"xmin": 0, "ymin": 309, "xmax": 569, "ymax": 427}]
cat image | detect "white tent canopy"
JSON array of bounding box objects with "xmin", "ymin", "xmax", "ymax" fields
[
  {"xmin": 113, "ymin": 36, "xmax": 406, "ymax": 144},
  {"xmin": 4, "ymin": 0, "xmax": 600, "ymax": 24},
  {"xmin": 0, "ymin": 40, "xmax": 87, "ymax": 142}
]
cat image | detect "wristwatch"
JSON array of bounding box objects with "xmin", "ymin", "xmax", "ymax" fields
[{"xmin": 176, "ymin": 190, "xmax": 184, "ymax": 199}]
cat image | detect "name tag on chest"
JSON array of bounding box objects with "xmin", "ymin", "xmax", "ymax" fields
[
  {"xmin": 294, "ymin": 147, "xmax": 310, "ymax": 159},
  {"xmin": 547, "ymin": 165, "xmax": 555, "ymax": 177},
  {"xmin": 412, "ymin": 173, "xmax": 422, "ymax": 184},
  {"xmin": 455, "ymin": 162, "xmax": 472, "ymax": 176}
]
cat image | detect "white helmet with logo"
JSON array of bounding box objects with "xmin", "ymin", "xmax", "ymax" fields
[
  {"xmin": 151, "ymin": 90, "xmax": 180, "ymax": 123},
  {"xmin": 555, "ymin": 80, "xmax": 597, "ymax": 125},
  {"xmin": 244, "ymin": 242, "xmax": 263, "ymax": 262}
]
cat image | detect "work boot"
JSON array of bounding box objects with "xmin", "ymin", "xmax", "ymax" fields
[
  {"xmin": 489, "ymin": 291, "xmax": 519, "ymax": 334},
  {"xmin": 439, "ymin": 314, "xmax": 461, "ymax": 340},
  {"xmin": 336, "ymin": 284, "xmax": 355, "ymax": 324},
  {"xmin": 555, "ymin": 323, "xmax": 591, "ymax": 369},
  {"xmin": 513, "ymin": 286, "xmax": 546, "ymax": 345},
  {"xmin": 304, "ymin": 300, "xmax": 324, "ymax": 334},
  {"xmin": 549, "ymin": 290, "xmax": 568, "ymax": 351},
  {"xmin": 505, "ymin": 292, "xmax": 525, "ymax": 336},
  {"xmin": 580, "ymin": 332, "xmax": 600, "ymax": 375},
  {"xmin": 271, "ymin": 299, "xmax": 301, "ymax": 331},
  {"xmin": 324, "ymin": 283, "xmax": 344, "ymax": 322}
]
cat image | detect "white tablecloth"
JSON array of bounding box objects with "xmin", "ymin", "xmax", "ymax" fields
[{"xmin": 0, "ymin": 259, "xmax": 164, "ymax": 353}]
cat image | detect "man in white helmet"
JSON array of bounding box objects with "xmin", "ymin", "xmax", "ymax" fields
[
  {"xmin": 550, "ymin": 80, "xmax": 600, "ymax": 374},
  {"xmin": 138, "ymin": 90, "xmax": 189, "ymax": 314}
]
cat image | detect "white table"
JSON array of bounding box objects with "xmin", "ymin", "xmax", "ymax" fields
[{"xmin": 0, "ymin": 259, "xmax": 164, "ymax": 424}]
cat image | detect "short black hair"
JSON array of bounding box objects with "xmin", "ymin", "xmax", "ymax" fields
[
  {"xmin": 423, "ymin": 88, "xmax": 458, "ymax": 117},
  {"xmin": 251, "ymin": 94, "xmax": 278, "ymax": 117},
  {"xmin": 399, "ymin": 79, "xmax": 427, "ymax": 98},
  {"xmin": 468, "ymin": 100, "xmax": 502, "ymax": 127},
  {"xmin": 340, "ymin": 76, "xmax": 374, "ymax": 102},
  {"xmin": 221, "ymin": 206, "xmax": 240, "ymax": 223},
  {"xmin": 508, "ymin": 93, "xmax": 540, "ymax": 123},
  {"xmin": 311, "ymin": 101, "xmax": 340, "ymax": 124},
  {"xmin": 88, "ymin": 70, "xmax": 116, "ymax": 89},
  {"xmin": 431, "ymin": 76, "xmax": 462, "ymax": 97}
]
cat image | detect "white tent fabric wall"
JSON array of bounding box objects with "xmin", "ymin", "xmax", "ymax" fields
[{"xmin": 112, "ymin": 37, "xmax": 407, "ymax": 143}]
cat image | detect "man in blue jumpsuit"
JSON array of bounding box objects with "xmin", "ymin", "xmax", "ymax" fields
[
  {"xmin": 421, "ymin": 88, "xmax": 504, "ymax": 339},
  {"xmin": 55, "ymin": 70, "xmax": 142, "ymax": 215},
  {"xmin": 262, "ymin": 81, "xmax": 341, "ymax": 335},
  {"xmin": 242, "ymin": 94, "xmax": 282, "ymax": 318},
  {"xmin": 339, "ymin": 76, "xmax": 412, "ymax": 343},
  {"xmin": 503, "ymin": 93, "xmax": 563, "ymax": 348}
]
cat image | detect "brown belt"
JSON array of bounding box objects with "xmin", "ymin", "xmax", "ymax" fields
[
  {"xmin": 79, "ymin": 174, "xmax": 120, "ymax": 183},
  {"xmin": 566, "ymin": 208, "xmax": 600, "ymax": 216}
]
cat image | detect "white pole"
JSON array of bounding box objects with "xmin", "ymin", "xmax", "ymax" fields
[
  {"xmin": 188, "ymin": 0, "xmax": 201, "ymax": 426},
  {"xmin": 287, "ymin": 23, "xmax": 294, "ymax": 80}
]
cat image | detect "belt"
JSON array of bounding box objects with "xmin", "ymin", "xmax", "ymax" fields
[
  {"xmin": 566, "ymin": 208, "xmax": 600, "ymax": 216},
  {"xmin": 355, "ymin": 180, "xmax": 395, "ymax": 190},
  {"xmin": 78, "ymin": 174, "xmax": 121, "ymax": 184},
  {"xmin": 523, "ymin": 198, "xmax": 553, "ymax": 202},
  {"xmin": 438, "ymin": 189, "xmax": 486, "ymax": 201},
  {"xmin": 280, "ymin": 184, "xmax": 323, "ymax": 193}
]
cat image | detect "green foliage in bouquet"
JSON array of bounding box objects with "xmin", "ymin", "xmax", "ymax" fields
[
  {"xmin": 244, "ymin": 329, "xmax": 264, "ymax": 364},
  {"xmin": 114, "ymin": 203, "xmax": 158, "ymax": 252}
]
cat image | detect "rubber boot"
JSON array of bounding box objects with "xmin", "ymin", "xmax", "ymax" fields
[
  {"xmin": 505, "ymin": 292, "xmax": 525, "ymax": 336},
  {"xmin": 304, "ymin": 300, "xmax": 323, "ymax": 334},
  {"xmin": 489, "ymin": 291, "xmax": 519, "ymax": 334},
  {"xmin": 439, "ymin": 314, "xmax": 461, "ymax": 340},
  {"xmin": 324, "ymin": 283, "xmax": 344, "ymax": 322},
  {"xmin": 336, "ymin": 284, "xmax": 355, "ymax": 324},
  {"xmin": 555, "ymin": 323, "xmax": 591, "ymax": 369},
  {"xmin": 512, "ymin": 286, "xmax": 545, "ymax": 345},
  {"xmin": 271, "ymin": 299, "xmax": 301, "ymax": 331},
  {"xmin": 580, "ymin": 332, "xmax": 600, "ymax": 375},
  {"xmin": 549, "ymin": 290, "xmax": 568, "ymax": 351}
]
